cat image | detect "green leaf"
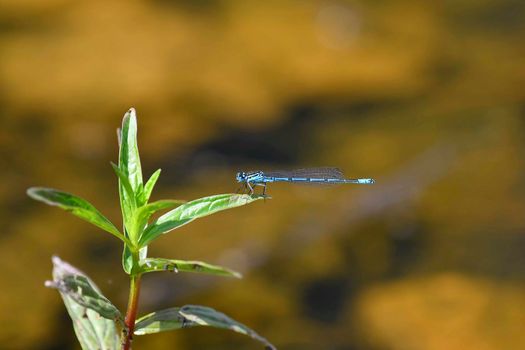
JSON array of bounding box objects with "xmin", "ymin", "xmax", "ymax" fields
[
  {"xmin": 110, "ymin": 162, "xmax": 135, "ymax": 209},
  {"xmin": 135, "ymin": 200, "xmax": 185, "ymax": 235},
  {"xmin": 27, "ymin": 187, "xmax": 129, "ymax": 245},
  {"xmin": 118, "ymin": 108, "xmax": 143, "ymax": 193},
  {"xmin": 139, "ymin": 194, "xmax": 264, "ymax": 246},
  {"xmin": 47, "ymin": 256, "xmax": 120, "ymax": 350},
  {"xmin": 122, "ymin": 244, "xmax": 134, "ymax": 274},
  {"xmin": 48, "ymin": 274, "xmax": 122, "ymax": 321},
  {"xmin": 46, "ymin": 256, "xmax": 122, "ymax": 321},
  {"xmin": 134, "ymin": 305, "xmax": 275, "ymax": 349},
  {"xmin": 139, "ymin": 258, "xmax": 242, "ymax": 278},
  {"xmin": 117, "ymin": 108, "xmax": 143, "ymax": 239},
  {"xmin": 139, "ymin": 169, "xmax": 161, "ymax": 206}
]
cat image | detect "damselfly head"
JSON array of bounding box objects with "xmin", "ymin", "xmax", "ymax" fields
[{"xmin": 236, "ymin": 172, "xmax": 247, "ymax": 183}]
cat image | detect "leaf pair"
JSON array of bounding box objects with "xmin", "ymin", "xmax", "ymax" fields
[
  {"xmin": 48, "ymin": 257, "xmax": 275, "ymax": 350},
  {"xmin": 27, "ymin": 184, "xmax": 263, "ymax": 274}
]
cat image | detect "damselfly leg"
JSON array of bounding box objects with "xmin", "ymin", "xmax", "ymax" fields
[
  {"xmin": 235, "ymin": 184, "xmax": 244, "ymax": 194},
  {"xmin": 246, "ymin": 181, "xmax": 254, "ymax": 195},
  {"xmin": 238, "ymin": 182, "xmax": 267, "ymax": 196},
  {"xmin": 253, "ymin": 183, "xmax": 267, "ymax": 196},
  {"xmin": 261, "ymin": 183, "xmax": 267, "ymax": 196}
]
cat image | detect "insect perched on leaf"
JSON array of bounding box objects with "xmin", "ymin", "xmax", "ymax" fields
[{"xmin": 236, "ymin": 167, "xmax": 374, "ymax": 195}]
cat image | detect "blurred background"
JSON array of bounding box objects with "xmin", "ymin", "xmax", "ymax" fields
[{"xmin": 1, "ymin": 0, "xmax": 525, "ymax": 349}]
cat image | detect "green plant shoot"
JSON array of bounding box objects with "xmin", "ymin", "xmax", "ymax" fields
[{"xmin": 28, "ymin": 108, "xmax": 274, "ymax": 350}]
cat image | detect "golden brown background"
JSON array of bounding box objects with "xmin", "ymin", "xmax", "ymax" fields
[{"xmin": 1, "ymin": 0, "xmax": 525, "ymax": 349}]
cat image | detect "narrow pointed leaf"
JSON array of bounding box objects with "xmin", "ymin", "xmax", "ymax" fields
[
  {"xmin": 119, "ymin": 108, "xmax": 143, "ymax": 192},
  {"xmin": 111, "ymin": 163, "xmax": 135, "ymax": 235},
  {"xmin": 134, "ymin": 305, "xmax": 275, "ymax": 349},
  {"xmin": 110, "ymin": 162, "xmax": 135, "ymax": 209},
  {"xmin": 139, "ymin": 258, "xmax": 242, "ymax": 278},
  {"xmin": 122, "ymin": 244, "xmax": 134, "ymax": 274},
  {"xmin": 27, "ymin": 187, "xmax": 128, "ymax": 245},
  {"xmin": 135, "ymin": 185, "xmax": 145, "ymax": 207},
  {"xmin": 139, "ymin": 168, "xmax": 161, "ymax": 206},
  {"xmin": 117, "ymin": 108, "xmax": 143, "ymax": 236},
  {"xmin": 135, "ymin": 200, "xmax": 185, "ymax": 234},
  {"xmin": 47, "ymin": 256, "xmax": 120, "ymax": 350},
  {"xmin": 140, "ymin": 194, "xmax": 264, "ymax": 246}
]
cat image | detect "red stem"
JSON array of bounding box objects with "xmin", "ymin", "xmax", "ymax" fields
[{"xmin": 123, "ymin": 274, "xmax": 141, "ymax": 350}]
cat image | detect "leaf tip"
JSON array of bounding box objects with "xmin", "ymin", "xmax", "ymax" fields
[
  {"xmin": 246, "ymin": 194, "xmax": 270, "ymax": 201},
  {"xmin": 51, "ymin": 254, "xmax": 63, "ymax": 265},
  {"xmin": 26, "ymin": 186, "xmax": 42, "ymax": 198},
  {"xmin": 44, "ymin": 280, "xmax": 56, "ymax": 288},
  {"xmin": 26, "ymin": 187, "xmax": 36, "ymax": 197},
  {"xmin": 27, "ymin": 187, "xmax": 56, "ymax": 203},
  {"xmin": 121, "ymin": 107, "xmax": 136, "ymax": 126},
  {"xmin": 123, "ymin": 107, "xmax": 137, "ymax": 124}
]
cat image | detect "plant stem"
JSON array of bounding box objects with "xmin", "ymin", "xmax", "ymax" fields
[{"xmin": 123, "ymin": 273, "xmax": 142, "ymax": 350}]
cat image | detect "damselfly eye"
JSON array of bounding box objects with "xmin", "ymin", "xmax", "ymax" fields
[{"xmin": 236, "ymin": 172, "xmax": 246, "ymax": 182}]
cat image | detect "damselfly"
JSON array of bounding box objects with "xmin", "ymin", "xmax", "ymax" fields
[{"xmin": 236, "ymin": 167, "xmax": 374, "ymax": 195}]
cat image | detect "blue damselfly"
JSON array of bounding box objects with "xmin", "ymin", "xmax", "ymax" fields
[{"xmin": 236, "ymin": 167, "xmax": 374, "ymax": 195}]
